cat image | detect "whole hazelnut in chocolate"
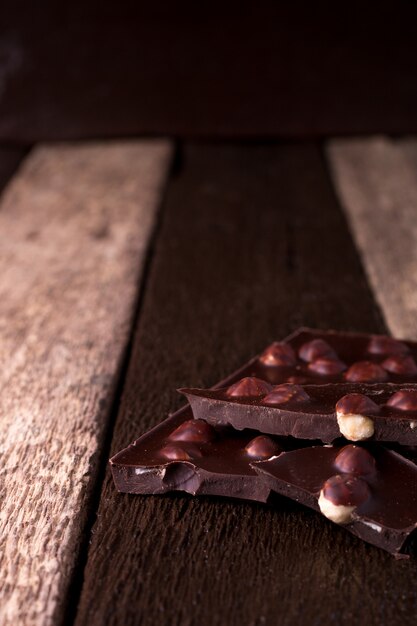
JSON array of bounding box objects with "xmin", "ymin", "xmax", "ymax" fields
[
  {"xmin": 169, "ymin": 419, "xmax": 216, "ymax": 443},
  {"xmin": 335, "ymin": 394, "xmax": 379, "ymax": 441},
  {"xmin": 334, "ymin": 445, "xmax": 376, "ymax": 476},
  {"xmin": 259, "ymin": 342, "xmax": 297, "ymax": 367},
  {"xmin": 159, "ymin": 445, "xmax": 201, "ymax": 461},
  {"xmin": 367, "ymin": 335, "xmax": 409, "ymax": 356},
  {"xmin": 382, "ymin": 354, "xmax": 417, "ymax": 376},
  {"xmin": 345, "ymin": 361, "xmax": 388, "ymax": 383},
  {"xmin": 308, "ymin": 358, "xmax": 347, "ymax": 376},
  {"xmin": 318, "ymin": 474, "xmax": 370, "ymax": 524},
  {"xmin": 244, "ymin": 435, "xmax": 282, "ymax": 460},
  {"xmin": 262, "ymin": 383, "xmax": 310, "ymax": 406},
  {"xmin": 386, "ymin": 389, "xmax": 417, "ymax": 412},
  {"xmin": 298, "ymin": 339, "xmax": 338, "ymax": 363},
  {"xmin": 226, "ymin": 377, "xmax": 272, "ymax": 398}
]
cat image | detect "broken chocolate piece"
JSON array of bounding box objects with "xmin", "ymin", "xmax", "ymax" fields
[
  {"xmin": 254, "ymin": 444, "xmax": 417, "ymax": 557},
  {"xmin": 181, "ymin": 383, "xmax": 417, "ymax": 444},
  {"xmin": 110, "ymin": 405, "xmax": 289, "ymax": 502},
  {"xmin": 250, "ymin": 329, "xmax": 417, "ymax": 385}
]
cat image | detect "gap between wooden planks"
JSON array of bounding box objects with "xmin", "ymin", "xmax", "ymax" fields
[
  {"xmin": 0, "ymin": 140, "xmax": 172, "ymax": 626},
  {"xmin": 328, "ymin": 136, "xmax": 417, "ymax": 340}
]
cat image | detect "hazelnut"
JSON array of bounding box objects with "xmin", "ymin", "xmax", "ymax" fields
[
  {"xmin": 244, "ymin": 436, "xmax": 281, "ymax": 460},
  {"xmin": 367, "ymin": 335, "xmax": 409, "ymax": 356},
  {"xmin": 382, "ymin": 354, "xmax": 417, "ymax": 376},
  {"xmin": 334, "ymin": 445, "xmax": 376, "ymax": 476},
  {"xmin": 259, "ymin": 342, "xmax": 297, "ymax": 367},
  {"xmin": 318, "ymin": 474, "xmax": 370, "ymax": 524},
  {"xmin": 345, "ymin": 361, "xmax": 388, "ymax": 383},
  {"xmin": 335, "ymin": 394, "xmax": 379, "ymax": 441},
  {"xmin": 169, "ymin": 419, "xmax": 216, "ymax": 443},
  {"xmin": 226, "ymin": 377, "xmax": 272, "ymax": 397},
  {"xmin": 308, "ymin": 358, "xmax": 346, "ymax": 375},
  {"xmin": 386, "ymin": 390, "xmax": 417, "ymax": 412},
  {"xmin": 298, "ymin": 339, "xmax": 338, "ymax": 363},
  {"xmin": 262, "ymin": 383, "xmax": 310, "ymax": 406}
]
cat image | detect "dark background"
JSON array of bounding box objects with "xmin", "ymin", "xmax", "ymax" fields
[{"xmin": 1, "ymin": 1, "xmax": 417, "ymax": 142}]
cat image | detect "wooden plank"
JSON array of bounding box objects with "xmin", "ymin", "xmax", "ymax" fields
[
  {"xmin": 73, "ymin": 145, "xmax": 417, "ymax": 626},
  {"xmin": 0, "ymin": 140, "xmax": 172, "ymax": 626},
  {"xmin": 1, "ymin": 5, "xmax": 417, "ymax": 141},
  {"xmin": 327, "ymin": 137, "xmax": 417, "ymax": 339}
]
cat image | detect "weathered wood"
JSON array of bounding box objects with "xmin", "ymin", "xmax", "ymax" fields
[
  {"xmin": 0, "ymin": 140, "xmax": 172, "ymax": 626},
  {"xmin": 328, "ymin": 137, "xmax": 417, "ymax": 339},
  {"xmin": 73, "ymin": 145, "xmax": 417, "ymax": 626}
]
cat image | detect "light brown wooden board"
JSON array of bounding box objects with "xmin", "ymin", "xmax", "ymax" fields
[
  {"xmin": 327, "ymin": 137, "xmax": 417, "ymax": 339},
  {"xmin": 0, "ymin": 141, "xmax": 172, "ymax": 625}
]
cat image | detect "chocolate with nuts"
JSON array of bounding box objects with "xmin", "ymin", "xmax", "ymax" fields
[
  {"xmin": 181, "ymin": 382, "xmax": 417, "ymax": 444},
  {"xmin": 246, "ymin": 328, "xmax": 417, "ymax": 385},
  {"xmin": 255, "ymin": 444, "xmax": 417, "ymax": 557}
]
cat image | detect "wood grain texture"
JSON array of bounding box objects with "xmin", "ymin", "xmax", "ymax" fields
[
  {"xmin": 0, "ymin": 140, "xmax": 172, "ymax": 626},
  {"xmin": 74, "ymin": 145, "xmax": 417, "ymax": 626},
  {"xmin": 328, "ymin": 137, "xmax": 417, "ymax": 339}
]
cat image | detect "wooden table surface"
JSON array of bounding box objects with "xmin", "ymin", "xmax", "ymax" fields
[{"xmin": 1, "ymin": 139, "xmax": 417, "ymax": 626}]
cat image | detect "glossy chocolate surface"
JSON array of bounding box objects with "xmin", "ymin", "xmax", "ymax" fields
[
  {"xmin": 238, "ymin": 328, "xmax": 417, "ymax": 385},
  {"xmin": 182, "ymin": 383, "xmax": 417, "ymax": 444},
  {"xmin": 255, "ymin": 444, "xmax": 417, "ymax": 556},
  {"xmin": 110, "ymin": 405, "xmax": 294, "ymax": 502}
]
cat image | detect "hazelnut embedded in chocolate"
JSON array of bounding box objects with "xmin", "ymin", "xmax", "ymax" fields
[
  {"xmin": 298, "ymin": 339, "xmax": 338, "ymax": 363},
  {"xmin": 345, "ymin": 361, "xmax": 388, "ymax": 383},
  {"xmin": 159, "ymin": 445, "xmax": 201, "ymax": 461},
  {"xmin": 244, "ymin": 435, "xmax": 281, "ymax": 460},
  {"xmin": 386, "ymin": 389, "xmax": 417, "ymax": 412},
  {"xmin": 334, "ymin": 445, "xmax": 376, "ymax": 476},
  {"xmin": 335, "ymin": 393, "xmax": 379, "ymax": 441},
  {"xmin": 367, "ymin": 335, "xmax": 409, "ymax": 356},
  {"xmin": 226, "ymin": 377, "xmax": 273, "ymax": 397},
  {"xmin": 308, "ymin": 358, "xmax": 347, "ymax": 376},
  {"xmin": 318, "ymin": 474, "xmax": 370, "ymax": 524},
  {"xmin": 259, "ymin": 342, "xmax": 297, "ymax": 367},
  {"xmin": 262, "ymin": 383, "xmax": 310, "ymax": 406},
  {"xmin": 169, "ymin": 419, "xmax": 216, "ymax": 443},
  {"xmin": 381, "ymin": 354, "xmax": 417, "ymax": 376}
]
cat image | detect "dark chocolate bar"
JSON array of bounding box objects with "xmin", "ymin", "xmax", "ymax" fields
[
  {"xmin": 235, "ymin": 328, "xmax": 417, "ymax": 386},
  {"xmin": 254, "ymin": 443, "xmax": 417, "ymax": 557},
  {"xmin": 182, "ymin": 382, "xmax": 417, "ymax": 445},
  {"xmin": 110, "ymin": 405, "xmax": 289, "ymax": 502}
]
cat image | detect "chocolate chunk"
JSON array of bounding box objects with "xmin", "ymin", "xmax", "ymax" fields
[
  {"xmin": 244, "ymin": 435, "xmax": 282, "ymax": 459},
  {"xmin": 259, "ymin": 342, "xmax": 297, "ymax": 367},
  {"xmin": 252, "ymin": 328, "xmax": 417, "ymax": 385},
  {"xmin": 255, "ymin": 444, "xmax": 417, "ymax": 557},
  {"xmin": 308, "ymin": 358, "xmax": 347, "ymax": 375},
  {"xmin": 387, "ymin": 389, "xmax": 417, "ymax": 411},
  {"xmin": 345, "ymin": 361, "xmax": 388, "ymax": 383},
  {"xmin": 181, "ymin": 383, "xmax": 417, "ymax": 444},
  {"xmin": 333, "ymin": 445, "xmax": 376, "ymax": 476},
  {"xmin": 382, "ymin": 354, "xmax": 417, "ymax": 375},
  {"xmin": 263, "ymin": 383, "xmax": 310, "ymax": 406},
  {"xmin": 226, "ymin": 376, "xmax": 272, "ymax": 397},
  {"xmin": 299, "ymin": 338, "xmax": 338, "ymax": 362},
  {"xmin": 367, "ymin": 335, "xmax": 409, "ymax": 356},
  {"xmin": 169, "ymin": 419, "xmax": 216, "ymax": 443},
  {"xmin": 110, "ymin": 405, "xmax": 286, "ymax": 502}
]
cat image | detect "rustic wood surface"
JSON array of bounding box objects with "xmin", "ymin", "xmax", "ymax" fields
[
  {"xmin": 0, "ymin": 141, "xmax": 172, "ymax": 626},
  {"xmin": 328, "ymin": 137, "xmax": 417, "ymax": 339},
  {"xmin": 73, "ymin": 144, "xmax": 417, "ymax": 626}
]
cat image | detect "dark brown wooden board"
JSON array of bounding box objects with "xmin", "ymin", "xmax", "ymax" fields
[
  {"xmin": 2, "ymin": 3, "xmax": 417, "ymax": 141},
  {"xmin": 73, "ymin": 144, "xmax": 417, "ymax": 626}
]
